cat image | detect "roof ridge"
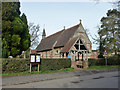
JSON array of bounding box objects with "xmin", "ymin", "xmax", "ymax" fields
[
  {"xmin": 64, "ymin": 24, "xmax": 79, "ymax": 31},
  {"xmin": 42, "ymin": 24, "xmax": 79, "ymax": 40},
  {"xmin": 43, "ymin": 29, "xmax": 64, "ymax": 40}
]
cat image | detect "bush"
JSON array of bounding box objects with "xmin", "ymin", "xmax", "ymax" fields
[
  {"xmin": 2, "ymin": 58, "xmax": 71, "ymax": 73},
  {"xmin": 2, "ymin": 48, "xmax": 8, "ymax": 58},
  {"xmin": 88, "ymin": 58, "xmax": 97, "ymax": 66},
  {"xmin": 98, "ymin": 54, "xmax": 104, "ymax": 58},
  {"xmin": 40, "ymin": 58, "xmax": 71, "ymax": 71},
  {"xmin": 2, "ymin": 58, "xmax": 30, "ymax": 73},
  {"xmin": 88, "ymin": 54, "xmax": 120, "ymax": 66},
  {"xmin": 107, "ymin": 54, "xmax": 120, "ymax": 65}
]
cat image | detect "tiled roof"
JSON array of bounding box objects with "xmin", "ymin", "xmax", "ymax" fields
[
  {"xmin": 61, "ymin": 37, "xmax": 79, "ymax": 53},
  {"xmin": 54, "ymin": 24, "xmax": 79, "ymax": 48},
  {"xmin": 36, "ymin": 30, "xmax": 63, "ymax": 51},
  {"xmin": 36, "ymin": 24, "xmax": 79, "ymax": 52}
]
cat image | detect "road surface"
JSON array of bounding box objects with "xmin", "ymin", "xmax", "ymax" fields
[{"xmin": 2, "ymin": 70, "xmax": 119, "ymax": 88}]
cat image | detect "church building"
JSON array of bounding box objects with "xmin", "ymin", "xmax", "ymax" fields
[{"xmin": 36, "ymin": 20, "xmax": 93, "ymax": 69}]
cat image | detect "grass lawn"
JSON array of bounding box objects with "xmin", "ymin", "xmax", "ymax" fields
[
  {"xmin": 2, "ymin": 65, "xmax": 119, "ymax": 77},
  {"xmin": 1, "ymin": 67, "xmax": 75, "ymax": 77},
  {"xmin": 87, "ymin": 65, "xmax": 119, "ymax": 70}
]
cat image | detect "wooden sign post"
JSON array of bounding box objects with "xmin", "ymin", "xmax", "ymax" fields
[{"xmin": 30, "ymin": 54, "xmax": 41, "ymax": 72}]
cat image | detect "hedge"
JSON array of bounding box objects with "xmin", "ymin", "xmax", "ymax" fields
[
  {"xmin": 88, "ymin": 58, "xmax": 97, "ymax": 66},
  {"xmin": 40, "ymin": 58, "xmax": 71, "ymax": 71},
  {"xmin": 2, "ymin": 58, "xmax": 30, "ymax": 73},
  {"xmin": 2, "ymin": 58, "xmax": 71, "ymax": 73},
  {"xmin": 88, "ymin": 54, "xmax": 120, "ymax": 66}
]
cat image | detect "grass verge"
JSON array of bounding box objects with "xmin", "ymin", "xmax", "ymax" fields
[
  {"xmin": 87, "ymin": 65, "xmax": 119, "ymax": 70},
  {"xmin": 1, "ymin": 67, "xmax": 75, "ymax": 77}
]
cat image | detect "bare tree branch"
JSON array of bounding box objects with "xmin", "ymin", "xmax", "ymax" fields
[{"xmin": 29, "ymin": 23, "xmax": 41, "ymax": 49}]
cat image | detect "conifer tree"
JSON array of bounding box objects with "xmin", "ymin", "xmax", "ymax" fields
[{"xmin": 2, "ymin": 2, "xmax": 30, "ymax": 57}]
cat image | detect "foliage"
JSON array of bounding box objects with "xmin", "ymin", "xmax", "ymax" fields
[
  {"xmin": 2, "ymin": 58, "xmax": 71, "ymax": 73},
  {"xmin": 98, "ymin": 54, "xmax": 104, "ymax": 58},
  {"xmin": 11, "ymin": 47, "xmax": 20, "ymax": 57},
  {"xmin": 40, "ymin": 58, "xmax": 71, "ymax": 71},
  {"xmin": 2, "ymin": 48, "xmax": 8, "ymax": 58},
  {"xmin": 88, "ymin": 58, "xmax": 97, "ymax": 66},
  {"xmin": 112, "ymin": 0, "xmax": 120, "ymax": 11},
  {"xmin": 2, "ymin": 58, "xmax": 30, "ymax": 73},
  {"xmin": 21, "ymin": 13, "xmax": 28, "ymax": 25},
  {"xmin": 88, "ymin": 54, "xmax": 120, "ymax": 66},
  {"xmin": 93, "ymin": 9, "xmax": 120, "ymax": 56},
  {"xmin": 2, "ymin": 2, "xmax": 30, "ymax": 57},
  {"xmin": 98, "ymin": 9, "xmax": 120, "ymax": 55},
  {"xmin": 107, "ymin": 54, "xmax": 120, "ymax": 65}
]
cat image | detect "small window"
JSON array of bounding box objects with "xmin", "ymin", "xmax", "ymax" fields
[
  {"xmin": 74, "ymin": 44, "xmax": 79, "ymax": 50},
  {"xmin": 76, "ymin": 40, "xmax": 79, "ymax": 43},
  {"xmin": 80, "ymin": 39, "xmax": 83, "ymax": 44}
]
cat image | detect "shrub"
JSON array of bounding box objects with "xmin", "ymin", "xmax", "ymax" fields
[
  {"xmin": 88, "ymin": 54, "xmax": 120, "ymax": 66},
  {"xmin": 40, "ymin": 58, "xmax": 71, "ymax": 71},
  {"xmin": 107, "ymin": 54, "xmax": 120, "ymax": 65},
  {"xmin": 2, "ymin": 48, "xmax": 9, "ymax": 58},
  {"xmin": 88, "ymin": 58, "xmax": 97, "ymax": 66},
  {"xmin": 96, "ymin": 58, "xmax": 105, "ymax": 66},
  {"xmin": 98, "ymin": 54, "xmax": 104, "ymax": 58},
  {"xmin": 2, "ymin": 58, "xmax": 30, "ymax": 73},
  {"xmin": 2, "ymin": 58, "xmax": 71, "ymax": 73}
]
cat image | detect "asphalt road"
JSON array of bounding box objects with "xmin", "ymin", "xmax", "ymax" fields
[{"xmin": 2, "ymin": 70, "xmax": 119, "ymax": 88}]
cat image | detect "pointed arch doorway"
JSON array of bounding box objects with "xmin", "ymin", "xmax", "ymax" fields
[{"xmin": 70, "ymin": 38, "xmax": 89, "ymax": 69}]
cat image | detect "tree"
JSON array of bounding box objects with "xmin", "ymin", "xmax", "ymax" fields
[
  {"xmin": 29, "ymin": 23, "xmax": 41, "ymax": 49},
  {"xmin": 92, "ymin": 0, "xmax": 120, "ymax": 56},
  {"xmin": 11, "ymin": 35, "xmax": 21, "ymax": 57},
  {"xmin": 99, "ymin": 9, "xmax": 120, "ymax": 55},
  {"xmin": 112, "ymin": 0, "xmax": 120, "ymax": 53},
  {"xmin": 92, "ymin": 26, "xmax": 105, "ymax": 58},
  {"xmin": 21, "ymin": 13, "xmax": 28, "ymax": 25},
  {"xmin": 20, "ymin": 13, "xmax": 30, "ymax": 51},
  {"xmin": 2, "ymin": 2, "xmax": 30, "ymax": 57},
  {"xmin": 112, "ymin": 0, "xmax": 120, "ymax": 11}
]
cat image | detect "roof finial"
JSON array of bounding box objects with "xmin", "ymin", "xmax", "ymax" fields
[
  {"xmin": 43, "ymin": 24, "xmax": 45, "ymax": 29},
  {"xmin": 79, "ymin": 19, "xmax": 82, "ymax": 24},
  {"xmin": 64, "ymin": 26, "xmax": 65, "ymax": 30},
  {"xmin": 42, "ymin": 24, "xmax": 46, "ymax": 39}
]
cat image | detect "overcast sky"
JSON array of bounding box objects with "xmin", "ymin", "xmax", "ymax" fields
[{"xmin": 20, "ymin": 1, "xmax": 114, "ymax": 50}]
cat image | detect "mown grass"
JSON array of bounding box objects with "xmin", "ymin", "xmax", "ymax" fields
[
  {"xmin": 1, "ymin": 67, "xmax": 75, "ymax": 77},
  {"xmin": 87, "ymin": 65, "xmax": 119, "ymax": 70},
  {"xmin": 1, "ymin": 65, "xmax": 119, "ymax": 77}
]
